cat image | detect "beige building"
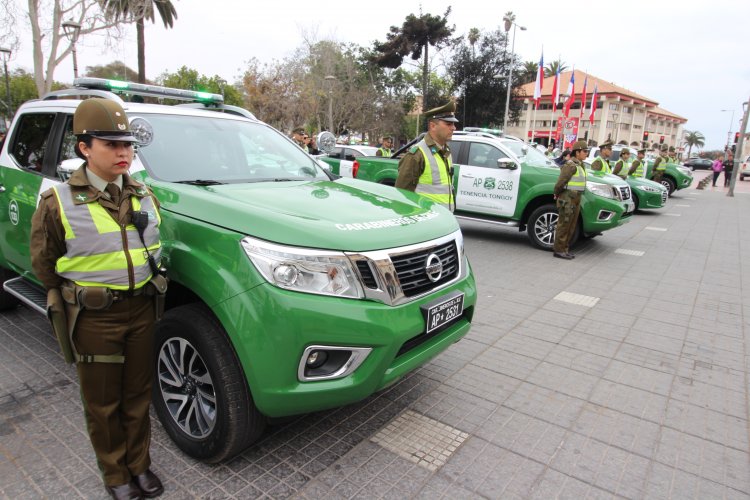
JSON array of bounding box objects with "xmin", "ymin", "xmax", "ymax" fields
[{"xmin": 505, "ymin": 70, "xmax": 687, "ymax": 152}]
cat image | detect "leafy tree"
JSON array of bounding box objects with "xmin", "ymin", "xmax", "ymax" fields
[
  {"xmin": 518, "ymin": 60, "xmax": 539, "ymax": 85},
  {"xmin": 101, "ymin": 0, "xmax": 178, "ymax": 83},
  {"xmin": 683, "ymin": 130, "xmax": 705, "ymax": 158},
  {"xmin": 1, "ymin": 0, "xmax": 126, "ymax": 95},
  {"xmin": 544, "ymin": 59, "xmax": 568, "ymax": 77},
  {"xmin": 447, "ymin": 29, "xmax": 521, "ymax": 128},
  {"xmin": 3, "ymin": 69, "xmax": 64, "ymax": 120},
  {"xmin": 84, "ymin": 61, "xmax": 139, "ymax": 81},
  {"xmin": 371, "ymin": 8, "xmax": 455, "ymax": 112},
  {"xmin": 157, "ymin": 66, "xmax": 243, "ymax": 106}
]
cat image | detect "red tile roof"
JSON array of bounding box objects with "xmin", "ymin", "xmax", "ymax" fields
[{"xmin": 517, "ymin": 70, "xmax": 657, "ymax": 105}]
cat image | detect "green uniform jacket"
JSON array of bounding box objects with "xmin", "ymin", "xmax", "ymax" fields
[
  {"xmin": 554, "ymin": 159, "xmax": 584, "ymax": 196},
  {"xmin": 395, "ymin": 134, "xmax": 452, "ymax": 191}
]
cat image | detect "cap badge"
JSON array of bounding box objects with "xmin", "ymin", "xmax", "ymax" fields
[{"xmin": 118, "ymin": 124, "xmax": 126, "ymax": 130}]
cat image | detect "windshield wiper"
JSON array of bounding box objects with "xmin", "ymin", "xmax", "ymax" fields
[{"xmin": 174, "ymin": 179, "xmax": 226, "ymax": 185}]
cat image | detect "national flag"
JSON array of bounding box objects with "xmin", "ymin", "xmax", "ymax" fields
[
  {"xmin": 551, "ymin": 67, "xmax": 560, "ymax": 112},
  {"xmin": 588, "ymin": 84, "xmax": 599, "ymax": 125},
  {"xmin": 533, "ymin": 52, "xmax": 544, "ymax": 108},
  {"xmin": 579, "ymin": 74, "xmax": 588, "ymax": 119},
  {"xmin": 563, "ymin": 70, "xmax": 575, "ymax": 117}
]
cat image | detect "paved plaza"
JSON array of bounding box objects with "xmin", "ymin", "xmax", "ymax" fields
[{"xmin": 1, "ymin": 175, "xmax": 749, "ymax": 499}]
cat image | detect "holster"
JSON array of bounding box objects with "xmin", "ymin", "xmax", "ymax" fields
[
  {"xmin": 46, "ymin": 288, "xmax": 75, "ymax": 364},
  {"xmin": 146, "ymin": 274, "xmax": 169, "ymax": 321}
]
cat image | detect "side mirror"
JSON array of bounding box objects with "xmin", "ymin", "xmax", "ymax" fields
[
  {"xmin": 317, "ymin": 131, "xmax": 336, "ymax": 154},
  {"xmin": 57, "ymin": 158, "xmax": 83, "ymax": 181},
  {"xmin": 497, "ymin": 158, "xmax": 519, "ymax": 170},
  {"xmin": 520, "ymin": 146, "xmax": 528, "ymax": 155}
]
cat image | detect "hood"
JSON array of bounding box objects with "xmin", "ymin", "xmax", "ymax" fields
[{"xmin": 149, "ymin": 178, "xmax": 458, "ymax": 251}]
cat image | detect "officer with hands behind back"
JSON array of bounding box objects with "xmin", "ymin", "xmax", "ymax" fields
[
  {"xmin": 590, "ymin": 140, "xmax": 613, "ymax": 174},
  {"xmin": 30, "ymin": 98, "xmax": 167, "ymax": 499},
  {"xmin": 552, "ymin": 140, "xmax": 588, "ymax": 260},
  {"xmin": 395, "ymin": 101, "xmax": 458, "ymax": 211}
]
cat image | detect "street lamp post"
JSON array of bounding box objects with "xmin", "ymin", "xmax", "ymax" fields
[
  {"xmin": 0, "ymin": 47, "xmax": 11, "ymax": 120},
  {"xmin": 720, "ymin": 108, "xmax": 735, "ymax": 154},
  {"xmin": 62, "ymin": 20, "xmax": 82, "ymax": 80},
  {"xmin": 324, "ymin": 75, "xmax": 337, "ymax": 133},
  {"xmin": 502, "ymin": 16, "xmax": 526, "ymax": 132},
  {"xmin": 612, "ymin": 113, "xmax": 619, "ymax": 143}
]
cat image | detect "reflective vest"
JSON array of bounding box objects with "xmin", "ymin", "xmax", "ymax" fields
[
  {"xmin": 594, "ymin": 157, "xmax": 611, "ymax": 174},
  {"xmin": 415, "ymin": 140, "xmax": 452, "ymax": 207},
  {"xmin": 52, "ymin": 183, "xmax": 162, "ymax": 290},
  {"xmin": 630, "ymin": 159, "xmax": 644, "ymax": 178},
  {"xmin": 378, "ymin": 147, "xmax": 392, "ymax": 157},
  {"xmin": 566, "ymin": 163, "xmax": 587, "ymax": 191},
  {"xmin": 655, "ymin": 156, "xmax": 668, "ymax": 171},
  {"xmin": 614, "ymin": 160, "xmax": 628, "ymax": 179}
]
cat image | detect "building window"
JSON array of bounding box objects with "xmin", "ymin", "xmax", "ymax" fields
[
  {"xmin": 636, "ymin": 108, "xmax": 644, "ymax": 114},
  {"xmin": 621, "ymin": 123, "xmax": 630, "ymax": 131},
  {"xmin": 623, "ymin": 106, "xmax": 632, "ymax": 114},
  {"xmin": 606, "ymin": 121, "xmax": 614, "ymax": 129},
  {"xmin": 633, "ymin": 124, "xmax": 641, "ymax": 130},
  {"xmin": 609, "ymin": 103, "xmax": 618, "ymax": 111}
]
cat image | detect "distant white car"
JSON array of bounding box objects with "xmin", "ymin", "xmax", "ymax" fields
[{"xmin": 741, "ymin": 155, "xmax": 750, "ymax": 180}]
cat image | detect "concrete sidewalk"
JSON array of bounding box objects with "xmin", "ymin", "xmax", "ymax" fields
[{"xmin": 1, "ymin": 185, "xmax": 749, "ymax": 499}]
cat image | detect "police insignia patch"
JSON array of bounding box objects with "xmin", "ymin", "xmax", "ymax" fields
[
  {"xmin": 75, "ymin": 193, "xmax": 87, "ymax": 202},
  {"xmin": 409, "ymin": 146, "xmax": 418, "ymax": 154}
]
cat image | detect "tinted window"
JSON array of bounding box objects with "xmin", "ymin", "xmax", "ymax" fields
[
  {"xmin": 59, "ymin": 115, "xmax": 79, "ymax": 163},
  {"xmin": 466, "ymin": 142, "xmax": 508, "ymax": 169},
  {"xmin": 10, "ymin": 113, "xmax": 56, "ymax": 172}
]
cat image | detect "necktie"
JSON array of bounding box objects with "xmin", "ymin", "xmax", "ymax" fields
[{"xmin": 105, "ymin": 183, "xmax": 121, "ymax": 205}]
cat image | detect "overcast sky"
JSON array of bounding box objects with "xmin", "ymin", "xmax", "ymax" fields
[{"xmin": 8, "ymin": 0, "xmax": 749, "ymax": 150}]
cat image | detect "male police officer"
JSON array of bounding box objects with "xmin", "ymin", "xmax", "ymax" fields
[
  {"xmin": 376, "ymin": 136, "xmax": 394, "ymax": 157},
  {"xmin": 629, "ymin": 148, "xmax": 647, "ymax": 178},
  {"xmin": 591, "ymin": 140, "xmax": 613, "ymax": 174},
  {"xmin": 395, "ymin": 101, "xmax": 458, "ymax": 210},
  {"xmin": 612, "ymin": 147, "xmax": 631, "ymax": 180},
  {"xmin": 652, "ymin": 145, "xmax": 669, "ymax": 183},
  {"xmin": 553, "ymin": 140, "xmax": 588, "ymax": 259},
  {"xmin": 30, "ymin": 98, "xmax": 165, "ymax": 499}
]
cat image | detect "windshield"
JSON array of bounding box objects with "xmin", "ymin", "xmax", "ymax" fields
[
  {"xmin": 133, "ymin": 113, "xmax": 328, "ymax": 183},
  {"xmin": 501, "ymin": 140, "xmax": 554, "ymax": 167}
]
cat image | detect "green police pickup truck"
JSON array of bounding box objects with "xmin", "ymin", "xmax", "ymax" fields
[
  {"xmin": 0, "ymin": 79, "xmax": 476, "ymax": 462},
  {"xmin": 583, "ymin": 157, "xmax": 667, "ymax": 211},
  {"xmin": 321, "ymin": 130, "xmax": 634, "ymax": 250}
]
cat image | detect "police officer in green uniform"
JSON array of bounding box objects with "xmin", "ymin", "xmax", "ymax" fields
[
  {"xmin": 668, "ymin": 146, "xmax": 677, "ymax": 164},
  {"xmin": 395, "ymin": 101, "xmax": 458, "ymax": 210},
  {"xmin": 30, "ymin": 98, "xmax": 165, "ymax": 499},
  {"xmin": 629, "ymin": 148, "xmax": 647, "ymax": 178},
  {"xmin": 612, "ymin": 147, "xmax": 631, "ymax": 179},
  {"xmin": 652, "ymin": 145, "xmax": 669, "ymax": 183},
  {"xmin": 590, "ymin": 140, "xmax": 613, "ymax": 173},
  {"xmin": 376, "ymin": 136, "xmax": 393, "ymax": 157},
  {"xmin": 553, "ymin": 140, "xmax": 588, "ymax": 259}
]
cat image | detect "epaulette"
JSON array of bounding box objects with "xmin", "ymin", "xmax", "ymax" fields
[
  {"xmin": 408, "ymin": 145, "xmax": 419, "ymax": 154},
  {"xmin": 39, "ymin": 189, "xmax": 55, "ymax": 200}
]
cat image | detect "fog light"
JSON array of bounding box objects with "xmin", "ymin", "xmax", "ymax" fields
[{"xmin": 305, "ymin": 350, "xmax": 328, "ymax": 368}]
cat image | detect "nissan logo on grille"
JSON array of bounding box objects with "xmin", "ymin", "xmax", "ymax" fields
[{"xmin": 424, "ymin": 253, "xmax": 443, "ymax": 282}]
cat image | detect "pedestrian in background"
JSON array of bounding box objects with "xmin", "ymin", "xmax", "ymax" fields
[
  {"xmin": 712, "ymin": 155, "xmax": 723, "ymax": 187},
  {"xmin": 376, "ymin": 136, "xmax": 393, "ymax": 157},
  {"xmin": 291, "ymin": 128, "xmax": 307, "ymax": 149},
  {"xmin": 554, "ymin": 149, "xmax": 572, "ymax": 166},
  {"xmin": 723, "ymin": 153, "xmax": 734, "ymax": 187},
  {"xmin": 30, "ymin": 98, "xmax": 166, "ymax": 499},
  {"xmin": 552, "ymin": 140, "xmax": 588, "ymax": 260}
]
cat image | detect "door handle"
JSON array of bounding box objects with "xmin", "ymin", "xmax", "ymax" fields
[
  {"xmin": 0, "ymin": 184, "xmax": 5, "ymax": 193},
  {"xmin": 461, "ymin": 174, "xmax": 475, "ymax": 178}
]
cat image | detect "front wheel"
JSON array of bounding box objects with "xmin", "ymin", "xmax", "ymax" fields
[
  {"xmin": 661, "ymin": 177, "xmax": 676, "ymax": 196},
  {"xmin": 0, "ymin": 268, "xmax": 20, "ymax": 311},
  {"xmin": 632, "ymin": 192, "xmax": 640, "ymax": 211},
  {"xmin": 153, "ymin": 304, "xmax": 266, "ymax": 463},
  {"xmin": 527, "ymin": 204, "xmax": 579, "ymax": 251}
]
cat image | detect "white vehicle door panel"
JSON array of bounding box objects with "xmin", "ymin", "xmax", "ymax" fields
[{"xmin": 455, "ymin": 142, "xmax": 521, "ymax": 217}]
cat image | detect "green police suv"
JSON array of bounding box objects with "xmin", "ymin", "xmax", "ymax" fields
[{"xmin": 0, "ymin": 79, "xmax": 476, "ymax": 462}]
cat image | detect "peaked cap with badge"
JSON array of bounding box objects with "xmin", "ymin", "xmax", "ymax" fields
[
  {"xmin": 571, "ymin": 140, "xmax": 588, "ymax": 152},
  {"xmin": 425, "ymin": 101, "xmax": 459, "ymax": 123},
  {"xmin": 74, "ymin": 98, "xmax": 137, "ymax": 142},
  {"xmin": 599, "ymin": 140, "xmax": 614, "ymax": 149}
]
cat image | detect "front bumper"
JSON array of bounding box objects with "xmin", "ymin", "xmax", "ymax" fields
[
  {"xmin": 635, "ymin": 187, "xmax": 667, "ymax": 209},
  {"xmin": 213, "ymin": 263, "xmax": 477, "ymax": 417},
  {"xmin": 580, "ymin": 194, "xmax": 632, "ymax": 235}
]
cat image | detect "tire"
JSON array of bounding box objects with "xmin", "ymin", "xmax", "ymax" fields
[
  {"xmin": 0, "ymin": 267, "xmax": 20, "ymax": 311},
  {"xmin": 153, "ymin": 303, "xmax": 266, "ymax": 463},
  {"xmin": 527, "ymin": 204, "xmax": 579, "ymax": 251},
  {"xmin": 378, "ymin": 178, "xmax": 396, "ymax": 187},
  {"xmin": 632, "ymin": 192, "xmax": 640, "ymax": 211},
  {"xmin": 661, "ymin": 177, "xmax": 676, "ymax": 196}
]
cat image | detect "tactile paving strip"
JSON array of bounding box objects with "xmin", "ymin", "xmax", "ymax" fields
[
  {"xmin": 370, "ymin": 410, "xmax": 468, "ymax": 471},
  {"xmin": 615, "ymin": 249, "xmax": 645, "ymax": 257},
  {"xmin": 553, "ymin": 291, "xmax": 600, "ymax": 308}
]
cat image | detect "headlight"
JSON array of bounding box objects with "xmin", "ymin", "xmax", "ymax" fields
[
  {"xmin": 586, "ymin": 181, "xmax": 615, "ymax": 199},
  {"xmin": 241, "ymin": 236, "xmax": 364, "ymax": 298},
  {"xmin": 677, "ymin": 166, "xmax": 692, "ymax": 176},
  {"xmin": 636, "ymin": 184, "xmax": 662, "ymax": 193}
]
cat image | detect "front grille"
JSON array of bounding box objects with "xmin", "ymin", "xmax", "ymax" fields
[
  {"xmin": 392, "ymin": 241, "xmax": 459, "ymax": 297},
  {"xmin": 618, "ymin": 186, "xmax": 631, "ymax": 200},
  {"xmin": 356, "ymin": 260, "xmax": 378, "ymax": 289}
]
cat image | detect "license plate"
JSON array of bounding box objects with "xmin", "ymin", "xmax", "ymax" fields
[{"xmin": 423, "ymin": 291, "xmax": 465, "ymax": 334}]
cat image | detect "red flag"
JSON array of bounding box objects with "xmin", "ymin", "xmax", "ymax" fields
[
  {"xmin": 588, "ymin": 84, "xmax": 599, "ymax": 125},
  {"xmin": 533, "ymin": 52, "xmax": 544, "ymax": 109},
  {"xmin": 551, "ymin": 68, "xmax": 560, "ymax": 112},
  {"xmin": 579, "ymin": 74, "xmax": 588, "ymax": 119},
  {"xmin": 563, "ymin": 71, "xmax": 575, "ymax": 118}
]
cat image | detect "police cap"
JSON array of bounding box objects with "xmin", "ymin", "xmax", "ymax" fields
[
  {"xmin": 637, "ymin": 147, "xmax": 647, "ymax": 154},
  {"xmin": 620, "ymin": 148, "xmax": 630, "ymax": 155},
  {"xmin": 668, "ymin": 146, "xmax": 675, "ymax": 153},
  {"xmin": 425, "ymin": 101, "xmax": 459, "ymax": 123},
  {"xmin": 661, "ymin": 145, "xmax": 669, "ymax": 152},
  {"xmin": 74, "ymin": 98, "xmax": 137, "ymax": 142},
  {"xmin": 571, "ymin": 140, "xmax": 588, "ymax": 152},
  {"xmin": 600, "ymin": 140, "xmax": 614, "ymax": 150}
]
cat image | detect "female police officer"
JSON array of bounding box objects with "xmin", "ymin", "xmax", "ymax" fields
[{"xmin": 30, "ymin": 98, "xmax": 164, "ymax": 499}]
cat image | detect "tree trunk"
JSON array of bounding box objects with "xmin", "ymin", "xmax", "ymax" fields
[{"xmin": 137, "ymin": 17, "xmax": 145, "ymax": 83}]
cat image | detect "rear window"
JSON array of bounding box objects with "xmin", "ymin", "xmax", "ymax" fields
[{"xmin": 10, "ymin": 113, "xmax": 56, "ymax": 173}]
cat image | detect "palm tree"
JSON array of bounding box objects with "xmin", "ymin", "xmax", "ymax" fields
[
  {"xmin": 467, "ymin": 28, "xmax": 480, "ymax": 58},
  {"xmin": 519, "ymin": 60, "xmax": 539, "ymax": 84},
  {"xmin": 102, "ymin": 0, "xmax": 178, "ymax": 83},
  {"xmin": 683, "ymin": 130, "xmax": 706, "ymax": 158},
  {"xmin": 544, "ymin": 59, "xmax": 568, "ymax": 77}
]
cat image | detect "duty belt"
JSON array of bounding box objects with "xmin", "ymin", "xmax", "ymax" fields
[{"xmin": 111, "ymin": 287, "xmax": 146, "ymax": 301}]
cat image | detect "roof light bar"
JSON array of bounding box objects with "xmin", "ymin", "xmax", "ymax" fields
[{"xmin": 73, "ymin": 77, "xmax": 224, "ymax": 104}]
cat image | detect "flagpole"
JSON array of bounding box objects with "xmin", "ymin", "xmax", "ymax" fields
[{"xmin": 531, "ymin": 104, "xmax": 537, "ymax": 144}]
